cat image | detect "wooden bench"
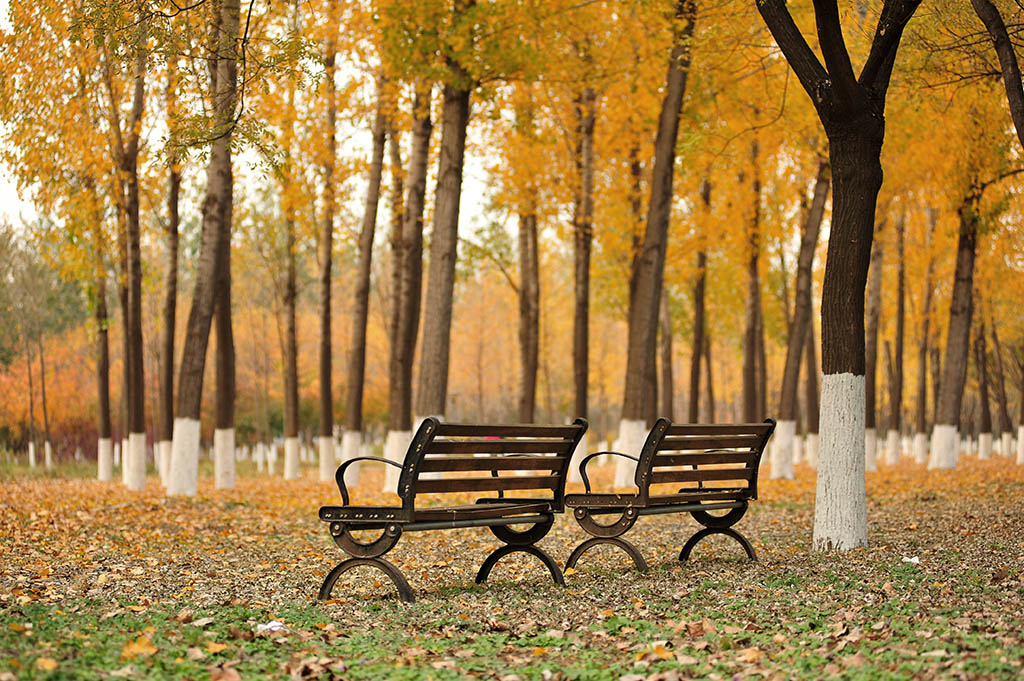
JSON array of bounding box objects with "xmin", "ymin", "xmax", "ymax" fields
[
  {"xmin": 318, "ymin": 417, "xmax": 588, "ymax": 602},
  {"xmin": 564, "ymin": 418, "xmax": 775, "ymax": 572}
]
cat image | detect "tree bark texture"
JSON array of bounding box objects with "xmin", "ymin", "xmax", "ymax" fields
[
  {"xmin": 703, "ymin": 333, "xmax": 715, "ymax": 422},
  {"xmin": 214, "ymin": 176, "xmax": 234, "ymax": 430},
  {"xmin": 573, "ymin": 87, "xmax": 596, "ymax": 420},
  {"xmin": 160, "ymin": 142, "xmax": 180, "ymax": 442},
  {"xmin": 25, "ymin": 336, "xmax": 35, "ymax": 450},
  {"xmin": 689, "ymin": 179, "xmax": 710, "ymax": 423},
  {"xmin": 975, "ymin": 321, "xmax": 992, "ymax": 434},
  {"xmin": 96, "ymin": 271, "xmax": 112, "ymax": 440},
  {"xmin": 415, "ymin": 12, "xmax": 473, "ymax": 418},
  {"xmin": 864, "ymin": 227, "xmax": 884, "ymax": 430},
  {"xmin": 518, "ymin": 212, "xmax": 540, "ymax": 423},
  {"xmin": 742, "ymin": 139, "xmax": 763, "ymax": 423},
  {"xmin": 620, "ymin": 0, "xmax": 696, "ymax": 421},
  {"xmin": 935, "ymin": 201, "xmax": 979, "ymax": 427},
  {"xmin": 989, "ymin": 322, "xmax": 1012, "ymax": 436},
  {"xmin": 284, "ymin": 217, "xmax": 299, "ymax": 439},
  {"xmin": 388, "ymin": 84, "xmax": 430, "ymax": 432},
  {"xmin": 778, "ymin": 159, "xmax": 829, "ymax": 420},
  {"xmin": 890, "ymin": 215, "xmax": 905, "ymax": 433},
  {"xmin": 345, "ymin": 86, "xmax": 386, "ymax": 432},
  {"xmin": 660, "ymin": 291, "xmax": 674, "ymax": 420},
  {"xmin": 915, "ymin": 211, "xmax": 936, "ymax": 434},
  {"xmin": 970, "ymin": 0, "xmax": 1024, "ymax": 152},
  {"xmin": 176, "ymin": 0, "xmax": 239, "ymax": 420},
  {"xmin": 805, "ymin": 319, "xmax": 820, "ymax": 434},
  {"xmin": 319, "ymin": 13, "xmax": 338, "ymax": 438},
  {"xmin": 37, "ymin": 333, "xmax": 50, "ymax": 446}
]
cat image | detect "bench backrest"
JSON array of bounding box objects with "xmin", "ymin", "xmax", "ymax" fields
[
  {"xmin": 398, "ymin": 418, "xmax": 589, "ymax": 512},
  {"xmin": 634, "ymin": 418, "xmax": 776, "ymax": 503}
]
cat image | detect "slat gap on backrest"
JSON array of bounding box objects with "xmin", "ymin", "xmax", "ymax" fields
[
  {"xmin": 418, "ymin": 457, "xmax": 562, "ymax": 473},
  {"xmin": 425, "ymin": 439, "xmax": 573, "ymax": 455},
  {"xmin": 435, "ymin": 424, "xmax": 580, "ymax": 438},
  {"xmin": 664, "ymin": 424, "xmax": 772, "ymax": 437},
  {"xmin": 649, "ymin": 468, "xmax": 754, "ymax": 485},
  {"xmin": 416, "ymin": 475, "xmax": 559, "ymax": 494},
  {"xmin": 657, "ymin": 435, "xmax": 760, "ymax": 451},
  {"xmin": 651, "ymin": 451, "xmax": 755, "ymax": 467}
]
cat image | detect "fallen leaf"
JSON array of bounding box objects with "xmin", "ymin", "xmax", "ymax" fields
[
  {"xmin": 209, "ymin": 662, "xmax": 241, "ymax": 681},
  {"xmin": 206, "ymin": 641, "xmax": 228, "ymax": 654},
  {"xmin": 121, "ymin": 636, "xmax": 158, "ymax": 659},
  {"xmin": 675, "ymin": 654, "xmax": 699, "ymax": 665},
  {"xmin": 192, "ymin": 617, "xmax": 215, "ymax": 628},
  {"xmin": 35, "ymin": 657, "xmax": 58, "ymax": 671},
  {"xmin": 844, "ymin": 652, "xmax": 867, "ymax": 668},
  {"xmin": 187, "ymin": 647, "xmax": 206, "ymax": 661},
  {"xmin": 737, "ymin": 647, "xmax": 763, "ymax": 663}
]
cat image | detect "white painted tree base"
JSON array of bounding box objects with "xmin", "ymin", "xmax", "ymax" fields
[
  {"xmin": 28, "ymin": 442, "xmax": 36, "ymax": 468},
  {"xmin": 335, "ymin": 431, "xmax": 361, "ymax": 488},
  {"xmin": 215, "ymin": 428, "xmax": 235, "ymax": 489},
  {"xmin": 568, "ymin": 430, "xmax": 590, "ymax": 483},
  {"xmin": 771, "ymin": 420, "xmax": 795, "ymax": 480},
  {"xmin": 168, "ymin": 418, "xmax": 200, "ymax": 496},
  {"xmin": 158, "ymin": 440, "xmax": 172, "ymax": 485},
  {"xmin": 864, "ymin": 428, "xmax": 877, "ymax": 473},
  {"xmin": 1017, "ymin": 427, "xmax": 1024, "ymax": 464},
  {"xmin": 113, "ymin": 442, "xmax": 120, "ymax": 468},
  {"xmin": 1001, "ymin": 433, "xmax": 1012, "ymax": 459},
  {"xmin": 318, "ymin": 436, "xmax": 335, "ymax": 482},
  {"xmin": 44, "ymin": 441, "xmax": 53, "ymax": 469},
  {"xmin": 793, "ymin": 435, "xmax": 803, "ymax": 466},
  {"xmin": 98, "ymin": 438, "xmax": 113, "ymax": 481},
  {"xmin": 928, "ymin": 424, "xmax": 958, "ymax": 470},
  {"xmin": 267, "ymin": 445, "xmax": 277, "ymax": 476},
  {"xmin": 913, "ymin": 433, "xmax": 928, "ymax": 464},
  {"xmin": 884, "ymin": 430, "xmax": 900, "ymax": 466},
  {"xmin": 126, "ymin": 433, "xmax": 147, "ymax": 491},
  {"xmin": 813, "ymin": 373, "xmax": 867, "ymax": 551},
  {"xmin": 255, "ymin": 443, "xmax": 265, "ymax": 473},
  {"xmin": 383, "ymin": 430, "xmax": 411, "ymax": 492},
  {"xmin": 805, "ymin": 433, "xmax": 819, "ymax": 469},
  {"xmin": 978, "ymin": 433, "xmax": 992, "ymax": 460},
  {"xmin": 284, "ymin": 437, "xmax": 300, "ymax": 480},
  {"xmin": 614, "ymin": 419, "xmax": 647, "ymax": 489},
  {"xmin": 121, "ymin": 438, "xmax": 129, "ymax": 484}
]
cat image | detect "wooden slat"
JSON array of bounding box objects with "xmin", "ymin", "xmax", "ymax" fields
[
  {"xmin": 649, "ymin": 488, "xmax": 747, "ymax": 503},
  {"xmin": 650, "ymin": 468, "xmax": 754, "ymax": 485},
  {"xmin": 665, "ymin": 424, "xmax": 772, "ymax": 437},
  {"xmin": 418, "ymin": 456, "xmax": 563, "ymax": 472},
  {"xmin": 435, "ymin": 423, "xmax": 580, "ymax": 438},
  {"xmin": 413, "ymin": 501, "xmax": 551, "ymax": 522},
  {"xmin": 651, "ymin": 451, "xmax": 754, "ymax": 467},
  {"xmin": 416, "ymin": 475, "xmax": 559, "ymax": 494},
  {"xmin": 657, "ymin": 435, "xmax": 761, "ymax": 451},
  {"xmin": 426, "ymin": 439, "xmax": 573, "ymax": 454}
]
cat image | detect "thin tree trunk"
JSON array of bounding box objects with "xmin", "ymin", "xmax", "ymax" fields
[
  {"xmin": 97, "ymin": 272, "xmax": 112, "ymax": 441},
  {"xmin": 660, "ymin": 291, "xmax": 673, "ymax": 420},
  {"xmin": 805, "ymin": 319, "xmax": 819, "ymax": 435},
  {"xmin": 990, "ymin": 321, "xmax": 1012, "ymax": 437},
  {"xmin": 931, "ymin": 344, "xmax": 942, "ymax": 426},
  {"xmin": 976, "ymin": 320, "xmax": 992, "ymax": 435},
  {"xmin": 865, "ymin": 225, "xmax": 884, "ymax": 433},
  {"xmin": 388, "ymin": 83, "xmax": 429, "ymax": 433},
  {"xmin": 742, "ymin": 138, "xmax": 763, "ymax": 423},
  {"xmin": 25, "ymin": 334, "xmax": 36, "ymax": 463},
  {"xmin": 284, "ymin": 219, "xmax": 298, "ymax": 440},
  {"xmin": 37, "ymin": 332, "xmax": 50, "ymax": 450},
  {"xmin": 573, "ymin": 87, "xmax": 595, "ymax": 422},
  {"xmin": 160, "ymin": 89, "xmax": 180, "ymax": 448},
  {"xmin": 386, "ymin": 121, "xmax": 404, "ymax": 418},
  {"xmin": 620, "ymin": 0, "xmax": 696, "ymax": 421},
  {"xmin": 891, "ymin": 215, "xmax": 905, "ymax": 436},
  {"xmin": 518, "ymin": 212, "xmax": 540, "ymax": 423},
  {"xmin": 320, "ymin": 3, "xmax": 338, "ymax": 447},
  {"xmin": 971, "ymin": 0, "xmax": 1024, "ymax": 152},
  {"xmin": 689, "ymin": 179, "xmax": 710, "ymax": 423},
  {"xmin": 345, "ymin": 83, "xmax": 387, "ymax": 433},
  {"xmin": 915, "ymin": 210, "xmax": 936, "ymax": 436},
  {"xmin": 415, "ymin": 0, "xmax": 474, "ymax": 419},
  {"xmin": 703, "ymin": 333, "xmax": 714, "ymax": 422}
]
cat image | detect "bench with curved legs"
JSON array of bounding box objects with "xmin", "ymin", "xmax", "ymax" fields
[
  {"xmin": 317, "ymin": 417, "xmax": 588, "ymax": 603},
  {"xmin": 565, "ymin": 418, "xmax": 775, "ymax": 573}
]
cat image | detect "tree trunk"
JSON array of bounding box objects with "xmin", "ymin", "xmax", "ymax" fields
[
  {"xmin": 518, "ymin": 212, "xmax": 540, "ymax": 423},
  {"xmin": 620, "ymin": 0, "xmax": 696, "ymax": 422},
  {"xmin": 975, "ymin": 320, "xmax": 993, "ymax": 459},
  {"xmin": 689, "ymin": 179, "xmax": 710, "ymax": 423},
  {"xmin": 170, "ymin": 0, "xmax": 239, "ymax": 496},
  {"xmin": 805, "ymin": 317, "xmax": 820, "ymax": 466},
  {"xmin": 388, "ymin": 84, "xmax": 429, "ymax": 433},
  {"xmin": 864, "ymin": 222, "xmax": 884, "ymax": 471},
  {"xmin": 344, "ymin": 84, "xmax": 386, "ymax": 435},
  {"xmin": 914, "ymin": 209, "xmax": 936, "ymax": 462},
  {"xmin": 971, "ymin": 0, "xmax": 1024, "ymax": 152},
  {"xmin": 37, "ymin": 332, "xmax": 51, "ymax": 467},
  {"xmin": 386, "ymin": 120, "xmax": 404, "ymax": 426},
  {"xmin": 573, "ymin": 86, "xmax": 595, "ymax": 424},
  {"xmin": 96, "ymin": 269, "xmax": 113, "ymax": 479},
  {"xmin": 25, "ymin": 334, "xmax": 36, "ymax": 467},
  {"xmin": 283, "ymin": 216, "xmax": 299, "ymax": 431},
  {"xmin": 159, "ymin": 72, "xmax": 180, "ymax": 477},
  {"xmin": 703, "ymin": 332, "xmax": 715, "ymax": 422},
  {"xmin": 990, "ymin": 321, "xmax": 1012, "ymax": 440},
  {"xmin": 213, "ymin": 175, "xmax": 235, "ymax": 489},
  {"xmin": 415, "ymin": 0, "xmax": 474, "ymax": 420},
  {"xmin": 887, "ymin": 214, "xmax": 905, "ymax": 464},
  {"xmin": 660, "ymin": 291, "xmax": 674, "ymax": 420},
  {"xmin": 931, "ymin": 195, "xmax": 979, "ymax": 469},
  {"xmin": 319, "ymin": 1, "xmax": 338, "ymax": 482},
  {"xmin": 774, "ymin": 158, "xmax": 829, "ymax": 478},
  {"xmin": 742, "ymin": 139, "xmax": 763, "ymax": 423}
]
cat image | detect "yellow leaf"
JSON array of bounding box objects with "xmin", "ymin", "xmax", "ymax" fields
[
  {"xmin": 121, "ymin": 636, "xmax": 158, "ymax": 659},
  {"xmin": 737, "ymin": 647, "xmax": 763, "ymax": 663},
  {"xmin": 35, "ymin": 657, "xmax": 58, "ymax": 671},
  {"xmin": 206, "ymin": 641, "xmax": 228, "ymax": 654},
  {"xmin": 532, "ymin": 647, "xmax": 547, "ymax": 656},
  {"xmin": 9, "ymin": 623, "xmax": 26, "ymax": 632}
]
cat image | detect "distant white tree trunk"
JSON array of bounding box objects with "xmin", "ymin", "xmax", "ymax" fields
[
  {"xmin": 284, "ymin": 437, "xmax": 300, "ymax": 480},
  {"xmin": 98, "ymin": 438, "xmax": 113, "ymax": 481},
  {"xmin": 214, "ymin": 428, "xmax": 235, "ymax": 489},
  {"xmin": 978, "ymin": 432, "xmax": 992, "ymax": 460},
  {"xmin": 864, "ymin": 428, "xmax": 877, "ymax": 472},
  {"xmin": 614, "ymin": 419, "xmax": 647, "ymax": 489},
  {"xmin": 168, "ymin": 418, "xmax": 200, "ymax": 495},
  {"xmin": 126, "ymin": 433, "xmax": 146, "ymax": 491},
  {"xmin": 318, "ymin": 436, "xmax": 335, "ymax": 482},
  {"xmin": 771, "ymin": 420, "xmax": 796, "ymax": 479}
]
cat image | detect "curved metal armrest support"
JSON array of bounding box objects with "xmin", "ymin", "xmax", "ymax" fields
[
  {"xmin": 578, "ymin": 451, "xmax": 640, "ymax": 493},
  {"xmin": 336, "ymin": 456, "xmax": 403, "ymax": 505}
]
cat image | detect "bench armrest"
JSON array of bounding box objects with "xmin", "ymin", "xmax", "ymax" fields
[
  {"xmin": 578, "ymin": 451, "xmax": 639, "ymax": 493},
  {"xmin": 336, "ymin": 457, "xmax": 403, "ymax": 505}
]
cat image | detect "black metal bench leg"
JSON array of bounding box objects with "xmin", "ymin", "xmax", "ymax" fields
[
  {"xmin": 565, "ymin": 537, "xmax": 649, "ymax": 573},
  {"xmin": 679, "ymin": 527, "xmax": 757, "ymax": 562},
  {"xmin": 319, "ymin": 557, "xmax": 416, "ymax": 603},
  {"xmin": 475, "ymin": 544, "xmax": 565, "ymax": 586}
]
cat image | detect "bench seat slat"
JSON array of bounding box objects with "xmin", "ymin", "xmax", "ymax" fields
[
  {"xmin": 436, "ymin": 424, "xmax": 581, "ymax": 438},
  {"xmin": 649, "ymin": 468, "xmax": 754, "ymax": 485},
  {"xmin": 649, "ymin": 488, "xmax": 748, "ymax": 503},
  {"xmin": 425, "ymin": 440, "xmax": 573, "ymax": 454},
  {"xmin": 419, "ymin": 456, "xmax": 563, "ymax": 472},
  {"xmin": 658, "ymin": 435, "xmax": 760, "ymax": 450},
  {"xmin": 416, "ymin": 475, "xmax": 559, "ymax": 494},
  {"xmin": 412, "ymin": 501, "xmax": 552, "ymax": 522},
  {"xmin": 664, "ymin": 424, "xmax": 773, "ymax": 437},
  {"xmin": 652, "ymin": 451, "xmax": 754, "ymax": 466}
]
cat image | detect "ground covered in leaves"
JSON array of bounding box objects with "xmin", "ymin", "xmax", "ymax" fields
[{"xmin": 1, "ymin": 457, "xmax": 1023, "ymax": 680}]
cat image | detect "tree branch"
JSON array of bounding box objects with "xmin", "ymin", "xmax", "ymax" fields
[
  {"xmin": 859, "ymin": 0, "xmax": 923, "ymax": 94},
  {"xmin": 754, "ymin": 0, "xmax": 830, "ymax": 109},
  {"xmin": 971, "ymin": 0, "xmax": 1024, "ymax": 152},
  {"xmin": 811, "ymin": 0, "xmax": 858, "ymax": 96}
]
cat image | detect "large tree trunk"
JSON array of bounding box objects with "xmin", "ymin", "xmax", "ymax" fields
[
  {"xmin": 913, "ymin": 210, "xmax": 936, "ymax": 463},
  {"xmin": 864, "ymin": 225, "xmax": 884, "ymax": 473},
  {"xmin": 385, "ymin": 83, "xmax": 430, "ymax": 486},
  {"xmin": 169, "ymin": 0, "xmax": 239, "ymax": 496},
  {"xmin": 96, "ymin": 269, "xmax": 113, "ymax": 480},
  {"xmin": 660, "ymin": 291, "xmax": 674, "ymax": 420},
  {"xmin": 741, "ymin": 140, "xmax": 763, "ymax": 424},
  {"xmin": 518, "ymin": 211, "xmax": 540, "ymax": 423},
  {"xmin": 774, "ymin": 158, "xmax": 829, "ymax": 479},
  {"xmin": 213, "ymin": 179, "xmax": 235, "ymax": 490},
  {"xmin": 318, "ymin": 2, "xmax": 339, "ymax": 483},
  {"xmin": 618, "ymin": 0, "xmax": 696, "ymax": 482},
  {"xmin": 689, "ymin": 180, "xmax": 710, "ymax": 423},
  {"xmin": 885, "ymin": 215, "xmax": 905, "ymax": 464},
  {"xmin": 159, "ymin": 135, "xmax": 180, "ymax": 485},
  {"xmin": 931, "ymin": 195, "xmax": 979, "ymax": 469},
  {"xmin": 415, "ymin": 0, "xmax": 474, "ymax": 421},
  {"xmin": 990, "ymin": 321, "xmax": 1012, "ymax": 454},
  {"xmin": 342, "ymin": 83, "xmax": 386, "ymax": 473},
  {"xmin": 975, "ymin": 320, "xmax": 993, "ymax": 459}
]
